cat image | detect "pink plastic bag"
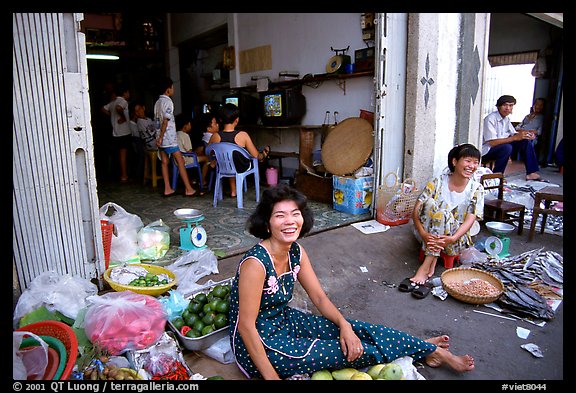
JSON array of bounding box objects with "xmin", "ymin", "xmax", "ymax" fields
[{"xmin": 84, "ymin": 291, "xmax": 167, "ymax": 355}]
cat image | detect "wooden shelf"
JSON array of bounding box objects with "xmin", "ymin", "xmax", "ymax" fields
[{"xmin": 227, "ymin": 69, "xmax": 374, "ymax": 94}]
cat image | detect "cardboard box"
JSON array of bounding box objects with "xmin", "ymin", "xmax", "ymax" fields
[{"xmin": 332, "ymin": 175, "xmax": 373, "ymax": 214}]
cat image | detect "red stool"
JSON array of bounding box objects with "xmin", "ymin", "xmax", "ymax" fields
[{"xmin": 418, "ymin": 249, "xmax": 460, "ymax": 269}]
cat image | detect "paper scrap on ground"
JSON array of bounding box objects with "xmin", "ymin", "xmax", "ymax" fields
[
  {"xmin": 351, "ymin": 220, "xmax": 390, "ymax": 234},
  {"xmin": 521, "ymin": 343, "xmax": 543, "ymax": 358},
  {"xmin": 516, "ymin": 326, "xmax": 531, "ymax": 339},
  {"xmin": 359, "ymin": 266, "xmax": 368, "ymax": 273}
]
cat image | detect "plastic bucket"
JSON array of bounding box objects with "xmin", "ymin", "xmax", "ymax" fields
[{"xmin": 266, "ymin": 167, "xmax": 278, "ymax": 186}]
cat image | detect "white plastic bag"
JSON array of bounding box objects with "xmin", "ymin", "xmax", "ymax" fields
[
  {"xmin": 100, "ymin": 202, "xmax": 143, "ymax": 265},
  {"xmin": 165, "ymin": 249, "xmax": 219, "ymax": 297},
  {"xmin": 13, "ymin": 331, "xmax": 49, "ymax": 380},
  {"xmin": 13, "ymin": 271, "xmax": 98, "ymax": 328},
  {"xmin": 201, "ymin": 336, "xmax": 235, "ymax": 364},
  {"xmin": 137, "ymin": 219, "xmax": 170, "ymax": 261}
]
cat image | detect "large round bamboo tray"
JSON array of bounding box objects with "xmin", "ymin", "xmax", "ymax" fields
[{"xmin": 441, "ymin": 267, "xmax": 504, "ymax": 305}]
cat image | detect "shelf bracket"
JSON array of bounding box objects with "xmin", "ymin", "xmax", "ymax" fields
[{"xmin": 335, "ymin": 79, "xmax": 347, "ymax": 94}]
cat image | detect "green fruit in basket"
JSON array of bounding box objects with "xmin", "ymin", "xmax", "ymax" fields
[
  {"xmin": 214, "ymin": 314, "xmax": 228, "ymax": 329},
  {"xmin": 202, "ymin": 312, "xmax": 216, "ymax": 326},
  {"xmin": 202, "ymin": 303, "xmax": 213, "ymax": 314},
  {"xmin": 194, "ymin": 293, "xmax": 208, "ymax": 305},
  {"xmin": 209, "ymin": 299, "xmax": 220, "ymax": 311},
  {"xmin": 215, "ymin": 299, "xmax": 230, "ymax": 313},
  {"xmin": 185, "ymin": 313, "xmax": 200, "ymax": 327},
  {"xmin": 186, "ymin": 329, "xmax": 202, "ymax": 338},
  {"xmin": 172, "ymin": 317, "xmax": 185, "ymax": 330},
  {"xmin": 192, "ymin": 320, "xmax": 205, "ymax": 332},
  {"xmin": 201, "ymin": 325, "xmax": 215, "ymax": 336},
  {"xmin": 188, "ymin": 301, "xmax": 203, "ymax": 314},
  {"xmin": 212, "ymin": 285, "xmax": 228, "ymax": 299}
]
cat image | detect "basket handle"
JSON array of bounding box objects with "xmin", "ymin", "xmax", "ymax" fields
[
  {"xmin": 402, "ymin": 178, "xmax": 417, "ymax": 193},
  {"xmin": 381, "ymin": 172, "xmax": 398, "ymax": 191}
]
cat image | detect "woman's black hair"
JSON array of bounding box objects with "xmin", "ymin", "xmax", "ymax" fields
[
  {"xmin": 247, "ymin": 184, "xmax": 314, "ymax": 240},
  {"xmin": 448, "ymin": 143, "xmax": 481, "ymax": 172}
]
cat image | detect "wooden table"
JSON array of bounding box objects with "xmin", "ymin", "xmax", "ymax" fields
[
  {"xmin": 267, "ymin": 151, "xmax": 299, "ymax": 179},
  {"xmin": 528, "ymin": 186, "xmax": 563, "ymax": 241}
]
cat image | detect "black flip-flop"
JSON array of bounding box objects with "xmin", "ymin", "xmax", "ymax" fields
[
  {"xmin": 162, "ymin": 192, "xmax": 176, "ymax": 198},
  {"xmin": 398, "ymin": 278, "xmax": 417, "ymax": 292},
  {"xmin": 412, "ymin": 284, "xmax": 432, "ymax": 299}
]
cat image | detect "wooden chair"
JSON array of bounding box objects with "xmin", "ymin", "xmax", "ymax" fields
[
  {"xmin": 480, "ymin": 173, "xmax": 526, "ymax": 235},
  {"xmin": 528, "ymin": 186, "xmax": 563, "ymax": 241}
]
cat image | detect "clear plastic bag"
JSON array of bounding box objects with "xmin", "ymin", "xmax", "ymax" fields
[
  {"xmin": 13, "ymin": 331, "xmax": 48, "ymax": 380},
  {"xmin": 13, "ymin": 271, "xmax": 98, "ymax": 328},
  {"xmin": 137, "ymin": 219, "xmax": 170, "ymax": 261},
  {"xmin": 165, "ymin": 248, "xmax": 219, "ymax": 297},
  {"xmin": 83, "ymin": 291, "xmax": 167, "ymax": 355}
]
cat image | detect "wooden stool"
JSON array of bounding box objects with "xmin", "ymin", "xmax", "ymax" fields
[
  {"xmin": 143, "ymin": 150, "xmax": 161, "ymax": 188},
  {"xmin": 528, "ymin": 186, "xmax": 563, "ymax": 241}
]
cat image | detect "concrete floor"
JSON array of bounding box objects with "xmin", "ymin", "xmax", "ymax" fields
[{"xmin": 182, "ymin": 163, "xmax": 565, "ymax": 382}]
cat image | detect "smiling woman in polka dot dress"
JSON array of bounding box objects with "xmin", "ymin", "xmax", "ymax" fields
[{"xmin": 228, "ymin": 184, "xmax": 475, "ymax": 380}]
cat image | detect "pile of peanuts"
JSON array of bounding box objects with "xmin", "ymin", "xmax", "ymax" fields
[{"xmin": 450, "ymin": 278, "xmax": 501, "ymax": 298}]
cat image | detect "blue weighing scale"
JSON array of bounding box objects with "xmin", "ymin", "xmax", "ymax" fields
[{"xmin": 174, "ymin": 208, "xmax": 207, "ymax": 250}]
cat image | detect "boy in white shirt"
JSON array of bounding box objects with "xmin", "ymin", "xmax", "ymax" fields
[{"xmin": 154, "ymin": 77, "xmax": 199, "ymax": 197}]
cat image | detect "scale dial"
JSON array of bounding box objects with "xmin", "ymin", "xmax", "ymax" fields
[
  {"xmin": 191, "ymin": 225, "xmax": 207, "ymax": 247},
  {"xmin": 485, "ymin": 236, "xmax": 504, "ymax": 256}
]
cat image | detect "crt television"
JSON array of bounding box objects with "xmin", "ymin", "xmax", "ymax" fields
[
  {"xmin": 260, "ymin": 88, "xmax": 306, "ymax": 126},
  {"xmin": 222, "ymin": 92, "xmax": 260, "ymax": 125}
]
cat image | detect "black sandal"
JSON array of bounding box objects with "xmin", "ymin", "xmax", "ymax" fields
[
  {"xmin": 412, "ymin": 283, "xmax": 432, "ymax": 299},
  {"xmin": 398, "ymin": 278, "xmax": 417, "ymax": 293}
]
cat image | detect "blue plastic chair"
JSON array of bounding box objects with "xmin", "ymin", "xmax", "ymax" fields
[
  {"xmin": 171, "ymin": 151, "xmax": 203, "ymax": 191},
  {"xmin": 205, "ymin": 142, "xmax": 260, "ymax": 209}
]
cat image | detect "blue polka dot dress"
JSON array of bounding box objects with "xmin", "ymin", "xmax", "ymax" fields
[{"xmin": 228, "ymin": 242, "xmax": 437, "ymax": 379}]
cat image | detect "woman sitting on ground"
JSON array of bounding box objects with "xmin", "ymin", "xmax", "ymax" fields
[
  {"xmin": 228, "ymin": 184, "xmax": 475, "ymax": 380},
  {"xmin": 410, "ymin": 143, "xmax": 485, "ymax": 285}
]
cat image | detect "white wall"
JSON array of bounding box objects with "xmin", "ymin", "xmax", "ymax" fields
[
  {"xmin": 232, "ymin": 13, "xmax": 374, "ymax": 125},
  {"xmin": 170, "ymin": 13, "xmax": 375, "ymax": 177}
]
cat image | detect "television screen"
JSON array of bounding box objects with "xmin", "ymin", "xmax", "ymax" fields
[
  {"xmin": 260, "ymin": 89, "xmax": 306, "ymax": 126},
  {"xmin": 222, "ymin": 92, "xmax": 259, "ymax": 125},
  {"xmin": 224, "ymin": 96, "xmax": 239, "ymax": 107},
  {"xmin": 263, "ymin": 93, "xmax": 283, "ymax": 117}
]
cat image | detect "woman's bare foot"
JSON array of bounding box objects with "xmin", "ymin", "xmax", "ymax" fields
[
  {"xmin": 410, "ymin": 268, "xmax": 429, "ymax": 285},
  {"xmin": 526, "ymin": 172, "xmax": 541, "ymax": 181},
  {"xmin": 425, "ymin": 347, "xmax": 474, "ymax": 373},
  {"xmin": 411, "ymin": 255, "xmax": 436, "ymax": 285},
  {"xmin": 427, "ymin": 259, "xmax": 437, "ymax": 278},
  {"xmin": 425, "ymin": 335, "xmax": 450, "ymax": 349}
]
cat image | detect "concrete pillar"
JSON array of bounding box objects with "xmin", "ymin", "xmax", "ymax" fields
[{"xmin": 403, "ymin": 13, "xmax": 490, "ymax": 189}]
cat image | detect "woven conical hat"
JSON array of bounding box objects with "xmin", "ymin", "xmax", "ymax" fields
[{"xmin": 321, "ymin": 117, "xmax": 374, "ymax": 176}]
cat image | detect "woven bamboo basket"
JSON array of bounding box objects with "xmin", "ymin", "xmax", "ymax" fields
[{"xmin": 441, "ymin": 267, "xmax": 504, "ymax": 305}]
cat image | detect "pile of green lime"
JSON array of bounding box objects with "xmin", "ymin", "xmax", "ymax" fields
[
  {"xmin": 128, "ymin": 272, "xmax": 170, "ymax": 287},
  {"xmin": 171, "ymin": 283, "xmax": 231, "ymax": 338}
]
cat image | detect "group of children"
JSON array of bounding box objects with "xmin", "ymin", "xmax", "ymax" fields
[{"xmin": 131, "ymin": 76, "xmax": 269, "ymax": 198}]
